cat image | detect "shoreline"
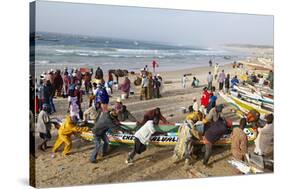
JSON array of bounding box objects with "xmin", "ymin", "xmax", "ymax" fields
[{"xmin": 34, "ymin": 58, "xmax": 236, "ymax": 79}]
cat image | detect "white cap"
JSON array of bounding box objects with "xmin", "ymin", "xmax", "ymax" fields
[{"xmin": 116, "ymin": 97, "xmax": 121, "ymax": 103}]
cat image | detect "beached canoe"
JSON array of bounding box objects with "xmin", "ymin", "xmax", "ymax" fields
[
  {"xmin": 230, "ymin": 91, "xmax": 273, "ymax": 113},
  {"xmin": 244, "ymin": 85, "xmax": 274, "ymax": 104},
  {"xmin": 219, "ymin": 92, "xmax": 247, "ymax": 117},
  {"xmin": 228, "ymin": 93, "xmax": 272, "ymax": 115},
  {"xmin": 240, "ymin": 60, "xmax": 273, "ymax": 71},
  {"xmin": 79, "ymin": 121, "xmax": 257, "ymax": 146},
  {"xmin": 219, "ymin": 92, "xmax": 272, "ymax": 118},
  {"xmin": 253, "ymin": 84, "xmax": 274, "ymax": 95},
  {"xmin": 119, "ymin": 122, "xmax": 181, "ymax": 132},
  {"xmin": 233, "ymin": 85, "xmax": 273, "ymax": 105}
]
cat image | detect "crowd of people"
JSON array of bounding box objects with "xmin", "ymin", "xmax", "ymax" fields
[
  {"xmin": 34, "ymin": 60, "xmax": 170, "ymax": 161},
  {"xmin": 33, "ymin": 59, "xmax": 273, "ymax": 172},
  {"xmin": 176, "ymin": 93, "xmax": 273, "ymax": 168},
  {"xmin": 139, "ymin": 69, "xmax": 163, "ymax": 100},
  {"xmin": 173, "ymin": 60, "xmax": 274, "ymax": 168}
]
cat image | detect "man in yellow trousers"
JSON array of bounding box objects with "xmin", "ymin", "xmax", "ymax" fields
[{"xmin": 52, "ymin": 115, "xmax": 89, "ymax": 156}]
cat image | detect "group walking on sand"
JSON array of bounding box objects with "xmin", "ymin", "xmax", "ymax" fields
[{"xmin": 32, "ymin": 58, "xmax": 274, "ymax": 172}]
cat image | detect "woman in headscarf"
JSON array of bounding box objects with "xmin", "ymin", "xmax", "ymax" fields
[
  {"xmin": 153, "ymin": 76, "xmax": 161, "ymax": 98},
  {"xmin": 68, "ymin": 89, "xmax": 81, "ymax": 120},
  {"xmin": 63, "ymin": 71, "xmax": 70, "ymax": 97},
  {"xmin": 120, "ymin": 76, "xmax": 131, "ymax": 98},
  {"xmin": 53, "ymin": 70, "xmax": 63, "ymax": 97},
  {"xmin": 147, "ymin": 74, "xmax": 154, "ymax": 99}
]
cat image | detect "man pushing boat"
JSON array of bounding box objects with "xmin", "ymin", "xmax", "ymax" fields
[
  {"xmin": 125, "ymin": 109, "xmax": 168, "ymax": 165},
  {"xmin": 139, "ymin": 107, "xmax": 170, "ymax": 126},
  {"xmin": 90, "ymin": 110, "xmax": 131, "ymax": 163}
]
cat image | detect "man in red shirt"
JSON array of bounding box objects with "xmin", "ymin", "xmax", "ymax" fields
[
  {"xmin": 200, "ymin": 87, "xmax": 211, "ymax": 115},
  {"xmin": 152, "ymin": 60, "xmax": 158, "ymax": 74}
]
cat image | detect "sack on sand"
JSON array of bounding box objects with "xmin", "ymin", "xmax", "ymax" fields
[
  {"xmin": 134, "ymin": 77, "xmax": 142, "ymax": 86},
  {"xmin": 172, "ymin": 121, "xmax": 192, "ymax": 163},
  {"xmin": 247, "ymin": 109, "xmax": 260, "ymax": 123},
  {"xmin": 191, "ymin": 121, "xmax": 204, "ymax": 140}
]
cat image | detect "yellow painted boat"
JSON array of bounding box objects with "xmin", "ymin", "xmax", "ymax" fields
[{"xmin": 230, "ymin": 94, "xmax": 272, "ymax": 115}]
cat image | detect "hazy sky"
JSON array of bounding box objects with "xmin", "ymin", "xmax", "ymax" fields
[{"xmin": 35, "ymin": 1, "xmax": 274, "ymax": 47}]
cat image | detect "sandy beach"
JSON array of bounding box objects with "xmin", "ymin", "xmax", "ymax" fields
[
  {"xmin": 34, "ymin": 64, "xmax": 237, "ymax": 187},
  {"xmin": 34, "ymin": 47, "xmax": 272, "ymax": 187}
]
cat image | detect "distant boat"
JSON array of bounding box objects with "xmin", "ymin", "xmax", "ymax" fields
[
  {"xmin": 36, "ymin": 37, "xmax": 60, "ymax": 42},
  {"xmin": 80, "ymin": 39, "xmax": 96, "ymax": 43},
  {"xmin": 35, "ymin": 35, "xmax": 43, "ymax": 40},
  {"xmin": 42, "ymin": 38, "xmax": 60, "ymax": 42},
  {"xmin": 224, "ymin": 56, "xmax": 231, "ymax": 60},
  {"xmin": 134, "ymin": 41, "xmax": 139, "ymax": 46}
]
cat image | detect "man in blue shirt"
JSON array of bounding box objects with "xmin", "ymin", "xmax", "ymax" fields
[
  {"xmin": 231, "ymin": 75, "xmax": 239, "ymax": 88},
  {"xmin": 95, "ymin": 83, "xmax": 109, "ymax": 112}
]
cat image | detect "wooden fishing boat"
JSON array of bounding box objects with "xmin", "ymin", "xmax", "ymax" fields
[
  {"xmin": 79, "ymin": 121, "xmax": 257, "ymax": 146},
  {"xmin": 80, "ymin": 121, "xmax": 181, "ymax": 142},
  {"xmin": 219, "ymin": 91, "xmax": 272, "ymax": 118},
  {"xmin": 230, "ymin": 90, "xmax": 273, "ymax": 113},
  {"xmin": 119, "ymin": 122, "xmax": 181, "ymax": 133},
  {"xmin": 253, "ymin": 83, "xmax": 273, "ymax": 94},
  {"xmin": 239, "ymin": 60, "xmax": 273, "ymax": 71},
  {"xmin": 245, "ymin": 83, "xmax": 274, "ymax": 97},
  {"xmin": 232, "ymin": 85, "xmax": 273, "ymax": 105},
  {"xmin": 229, "ymin": 93, "xmax": 272, "ymax": 115},
  {"xmin": 219, "ymin": 92, "xmax": 247, "ymax": 117}
]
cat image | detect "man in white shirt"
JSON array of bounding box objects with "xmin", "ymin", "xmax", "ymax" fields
[
  {"xmin": 214, "ymin": 63, "xmax": 219, "ymax": 80},
  {"xmin": 254, "ymin": 114, "xmax": 274, "ymax": 156},
  {"xmin": 182, "ymin": 74, "xmax": 188, "ymax": 88},
  {"xmin": 207, "ymin": 71, "xmax": 213, "ymax": 90},
  {"xmin": 126, "ymin": 117, "xmax": 162, "ymax": 164},
  {"xmin": 37, "ymin": 104, "xmax": 51, "ymax": 151},
  {"xmin": 140, "ymin": 75, "xmax": 148, "ymax": 100},
  {"xmin": 192, "ymin": 97, "xmax": 199, "ymax": 112}
]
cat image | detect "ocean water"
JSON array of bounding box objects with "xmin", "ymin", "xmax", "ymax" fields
[{"xmin": 34, "ymin": 32, "xmax": 249, "ymax": 76}]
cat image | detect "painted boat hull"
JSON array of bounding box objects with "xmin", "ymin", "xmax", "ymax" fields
[
  {"xmin": 80, "ymin": 122, "xmax": 257, "ymax": 146},
  {"xmin": 219, "ymin": 91, "xmax": 272, "ymax": 118},
  {"xmin": 233, "ymin": 85, "xmax": 273, "ymax": 105},
  {"xmin": 80, "ymin": 127, "xmax": 256, "ymax": 146},
  {"xmin": 230, "ymin": 94, "xmax": 272, "ymax": 114},
  {"xmin": 230, "ymin": 91, "xmax": 274, "ymax": 113},
  {"xmin": 240, "ymin": 60, "xmax": 273, "ymax": 71},
  {"xmin": 120, "ymin": 122, "xmax": 181, "ymax": 133}
]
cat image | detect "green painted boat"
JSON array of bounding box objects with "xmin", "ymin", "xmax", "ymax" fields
[{"xmin": 119, "ymin": 121, "xmax": 181, "ymax": 133}]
